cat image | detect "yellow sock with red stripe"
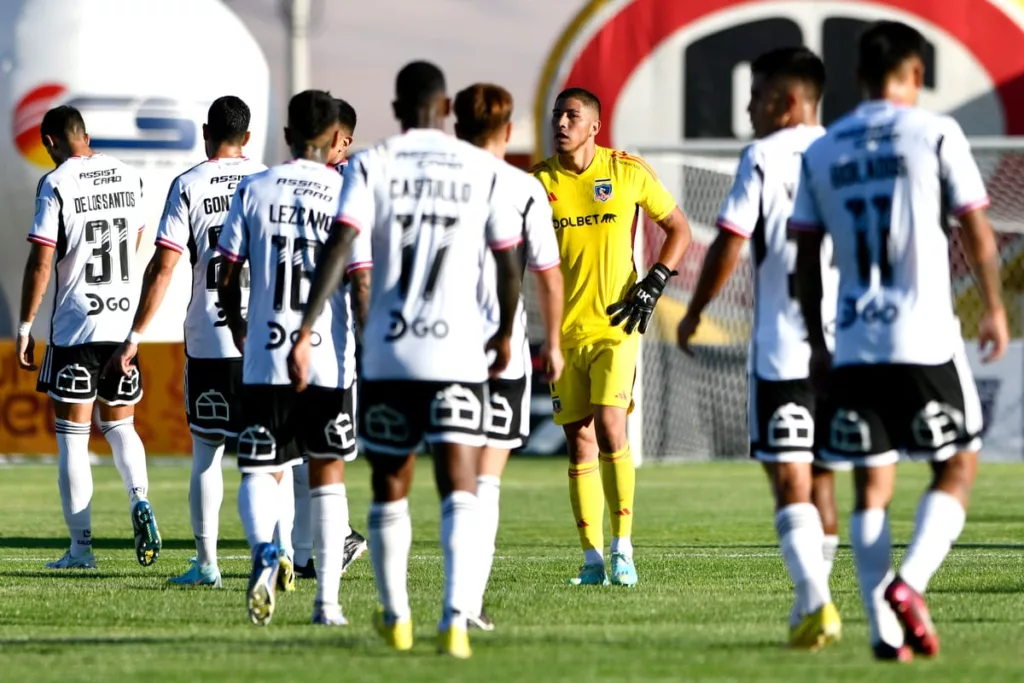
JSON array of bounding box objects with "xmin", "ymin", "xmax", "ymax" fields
[
  {"xmin": 600, "ymin": 445, "xmax": 635, "ymax": 556},
  {"xmin": 568, "ymin": 461, "xmax": 604, "ymax": 563}
]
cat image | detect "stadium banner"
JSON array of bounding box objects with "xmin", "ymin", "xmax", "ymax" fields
[
  {"xmin": 0, "ymin": 341, "xmax": 191, "ymax": 456},
  {"xmin": 965, "ymin": 339, "xmax": 1024, "ymax": 462}
]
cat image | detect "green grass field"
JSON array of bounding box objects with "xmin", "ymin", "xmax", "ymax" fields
[{"xmin": 1, "ymin": 458, "xmax": 1022, "ymax": 682}]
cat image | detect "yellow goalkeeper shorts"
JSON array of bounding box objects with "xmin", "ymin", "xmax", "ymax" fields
[{"xmin": 549, "ymin": 335, "xmax": 639, "ymax": 426}]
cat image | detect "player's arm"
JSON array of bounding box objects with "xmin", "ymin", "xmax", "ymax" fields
[
  {"xmin": 106, "ymin": 181, "xmax": 187, "ymax": 377},
  {"xmin": 17, "ymin": 176, "xmax": 62, "ymax": 370},
  {"xmin": 523, "ymin": 184, "xmax": 564, "ymax": 381},
  {"xmin": 940, "ymin": 119, "xmax": 1008, "ymax": 362},
  {"xmin": 345, "ymin": 224, "xmax": 373, "ymax": 335},
  {"xmin": 290, "ymin": 155, "xmax": 372, "ymax": 391},
  {"xmin": 790, "ymin": 157, "xmax": 830, "ymax": 392},
  {"xmin": 678, "ymin": 147, "xmax": 760, "ymax": 354},
  {"xmin": 215, "ymin": 183, "xmax": 251, "ymax": 353},
  {"xmin": 608, "ymin": 156, "xmax": 692, "ymax": 335}
]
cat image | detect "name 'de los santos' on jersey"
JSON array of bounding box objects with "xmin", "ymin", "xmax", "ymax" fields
[
  {"xmin": 28, "ymin": 154, "xmax": 146, "ymax": 347},
  {"xmin": 478, "ymin": 163, "xmax": 560, "ymax": 382},
  {"xmin": 216, "ymin": 158, "xmax": 358, "ymax": 390},
  {"xmin": 716, "ymin": 124, "xmax": 838, "ymax": 382},
  {"xmin": 336, "ymin": 129, "xmax": 524, "ymax": 384},
  {"xmin": 790, "ymin": 102, "xmax": 990, "ymax": 367},
  {"xmin": 155, "ymin": 157, "xmax": 267, "ymax": 359}
]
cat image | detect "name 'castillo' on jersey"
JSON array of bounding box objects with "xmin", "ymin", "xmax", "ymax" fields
[
  {"xmin": 790, "ymin": 101, "xmax": 990, "ymax": 367},
  {"xmin": 478, "ymin": 164, "xmax": 560, "ymax": 381},
  {"xmin": 217, "ymin": 159, "xmax": 354, "ymax": 388},
  {"xmin": 716, "ymin": 125, "xmax": 838, "ymax": 381},
  {"xmin": 28, "ymin": 153, "xmax": 146, "ymax": 347},
  {"xmin": 155, "ymin": 157, "xmax": 267, "ymax": 359},
  {"xmin": 531, "ymin": 146, "xmax": 677, "ymax": 349},
  {"xmin": 336, "ymin": 129, "xmax": 524, "ymax": 384}
]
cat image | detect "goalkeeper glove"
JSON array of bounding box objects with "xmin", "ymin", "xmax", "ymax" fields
[{"xmin": 606, "ymin": 262, "xmax": 677, "ymax": 335}]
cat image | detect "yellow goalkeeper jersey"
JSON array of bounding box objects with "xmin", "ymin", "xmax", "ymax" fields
[{"xmin": 532, "ymin": 146, "xmax": 677, "ymax": 349}]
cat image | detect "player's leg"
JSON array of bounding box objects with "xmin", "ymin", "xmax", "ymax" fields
[
  {"xmin": 171, "ymin": 357, "xmax": 236, "ymax": 586},
  {"xmin": 291, "ymin": 459, "xmax": 315, "ymax": 577},
  {"xmin": 886, "ymin": 353, "xmax": 982, "ymax": 657},
  {"xmin": 811, "ymin": 465, "xmax": 841, "ymax": 578},
  {"xmin": 300, "ymin": 385, "xmax": 359, "ymax": 626},
  {"xmin": 426, "ymin": 381, "xmax": 488, "ymax": 659},
  {"xmin": 236, "ymin": 385, "xmax": 302, "ymax": 626},
  {"xmin": 751, "ymin": 377, "xmax": 837, "ymax": 648},
  {"xmin": 274, "ymin": 462, "xmax": 298, "ymax": 592},
  {"xmin": 469, "ymin": 376, "xmax": 528, "ymax": 630},
  {"xmin": 823, "ymin": 365, "xmax": 908, "ymax": 660},
  {"xmin": 590, "ymin": 337, "xmax": 641, "ymax": 586},
  {"xmin": 554, "ymin": 346, "xmax": 605, "ymax": 583},
  {"xmin": 361, "ymin": 380, "xmax": 421, "ymax": 651}
]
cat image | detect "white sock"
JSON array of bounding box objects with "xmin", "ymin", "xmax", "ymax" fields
[
  {"xmin": 313, "ymin": 483, "xmax": 349, "ymax": 608},
  {"xmin": 611, "ymin": 536, "xmax": 633, "ymax": 557},
  {"xmin": 189, "ymin": 434, "xmax": 224, "ymax": 567},
  {"xmin": 850, "ymin": 509, "xmax": 904, "ymax": 648},
  {"xmin": 56, "ymin": 419, "xmax": 93, "ymax": 557},
  {"xmin": 292, "ymin": 460, "xmax": 313, "ymax": 567},
  {"xmin": 472, "ymin": 475, "xmax": 501, "ymax": 616},
  {"xmin": 440, "ymin": 490, "xmax": 479, "ymax": 628},
  {"xmin": 584, "ymin": 548, "xmax": 604, "ymax": 565},
  {"xmin": 898, "ymin": 490, "xmax": 966, "ymax": 594},
  {"xmin": 775, "ymin": 503, "xmax": 831, "ymax": 620},
  {"xmin": 822, "ymin": 534, "xmax": 840, "ymax": 579},
  {"xmin": 100, "ymin": 417, "xmax": 149, "ymax": 510},
  {"xmin": 238, "ymin": 473, "xmax": 281, "ymax": 551},
  {"xmin": 368, "ymin": 499, "xmax": 412, "ymax": 622},
  {"xmin": 275, "ymin": 464, "xmax": 295, "ymax": 560}
]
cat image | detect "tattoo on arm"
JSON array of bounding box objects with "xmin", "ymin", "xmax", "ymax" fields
[{"xmin": 301, "ymin": 222, "xmax": 358, "ymax": 331}]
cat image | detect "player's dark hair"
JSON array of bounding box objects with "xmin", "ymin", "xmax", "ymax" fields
[
  {"xmin": 395, "ymin": 61, "xmax": 446, "ymax": 108},
  {"xmin": 287, "ymin": 89, "xmax": 340, "ymax": 144},
  {"xmin": 556, "ymin": 87, "xmax": 601, "ymax": 117},
  {"xmin": 751, "ymin": 47, "xmax": 826, "ymax": 101},
  {"xmin": 39, "ymin": 105, "xmax": 86, "ymax": 142},
  {"xmin": 453, "ymin": 83, "xmax": 513, "ymax": 144},
  {"xmin": 335, "ymin": 98, "xmax": 357, "ymax": 134},
  {"xmin": 207, "ymin": 96, "xmax": 250, "ymax": 143},
  {"xmin": 858, "ymin": 21, "xmax": 925, "ymax": 88}
]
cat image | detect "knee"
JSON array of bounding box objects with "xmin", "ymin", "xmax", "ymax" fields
[
  {"xmin": 593, "ymin": 412, "xmax": 627, "ymax": 454},
  {"xmin": 565, "ymin": 423, "xmax": 598, "ymax": 465}
]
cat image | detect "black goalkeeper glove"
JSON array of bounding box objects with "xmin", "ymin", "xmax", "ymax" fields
[{"xmin": 606, "ymin": 263, "xmax": 677, "ymax": 335}]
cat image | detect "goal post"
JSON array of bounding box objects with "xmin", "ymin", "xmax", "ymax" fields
[{"xmin": 626, "ymin": 137, "xmax": 1024, "ymax": 465}]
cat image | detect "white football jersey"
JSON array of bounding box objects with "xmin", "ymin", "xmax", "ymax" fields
[
  {"xmin": 717, "ymin": 125, "xmax": 838, "ymax": 381},
  {"xmin": 155, "ymin": 157, "xmax": 267, "ymax": 359},
  {"xmin": 217, "ymin": 158, "xmax": 355, "ymax": 389},
  {"xmin": 791, "ymin": 101, "xmax": 989, "ymax": 367},
  {"xmin": 337, "ymin": 129, "xmax": 524, "ymax": 383},
  {"xmin": 478, "ymin": 163, "xmax": 560, "ymax": 381},
  {"xmin": 28, "ymin": 154, "xmax": 146, "ymax": 346}
]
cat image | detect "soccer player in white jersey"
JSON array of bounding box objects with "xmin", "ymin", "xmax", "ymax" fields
[
  {"xmin": 791, "ymin": 21, "xmax": 1008, "ymax": 661},
  {"xmin": 216, "ymin": 90, "xmax": 360, "ymax": 627},
  {"xmin": 289, "ymin": 61, "xmax": 524, "ymax": 659},
  {"xmin": 105, "ymin": 96, "xmax": 266, "ymax": 587},
  {"xmin": 16, "ymin": 105, "xmax": 161, "ymax": 569},
  {"xmin": 291, "ymin": 96, "xmax": 369, "ymax": 582},
  {"xmin": 452, "ymin": 83, "xmax": 564, "ymax": 632},
  {"xmin": 677, "ymin": 48, "xmax": 842, "ymax": 649}
]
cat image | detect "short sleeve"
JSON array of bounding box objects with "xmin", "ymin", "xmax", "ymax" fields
[
  {"xmin": 336, "ymin": 151, "xmax": 374, "ymax": 234},
  {"xmin": 346, "ymin": 224, "xmax": 372, "ymax": 275},
  {"xmin": 486, "ymin": 170, "xmax": 524, "ymax": 252},
  {"xmin": 716, "ymin": 146, "xmax": 762, "ymax": 238},
  {"xmin": 788, "ymin": 156, "xmax": 824, "ymax": 233},
  {"xmin": 633, "ymin": 155, "xmax": 677, "ymax": 223},
  {"xmin": 154, "ymin": 176, "xmax": 189, "ymax": 254},
  {"xmin": 522, "ymin": 179, "xmax": 559, "ymax": 271},
  {"xmin": 216, "ymin": 180, "xmax": 249, "ymax": 263},
  {"xmin": 28, "ymin": 174, "xmax": 61, "ymax": 248},
  {"xmin": 939, "ymin": 117, "xmax": 989, "ymax": 217}
]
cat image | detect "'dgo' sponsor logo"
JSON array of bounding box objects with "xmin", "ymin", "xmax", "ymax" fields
[{"xmin": 12, "ymin": 83, "xmax": 202, "ymax": 169}]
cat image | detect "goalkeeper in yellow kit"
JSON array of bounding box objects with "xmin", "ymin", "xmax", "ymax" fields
[{"xmin": 532, "ymin": 88, "xmax": 692, "ymax": 585}]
